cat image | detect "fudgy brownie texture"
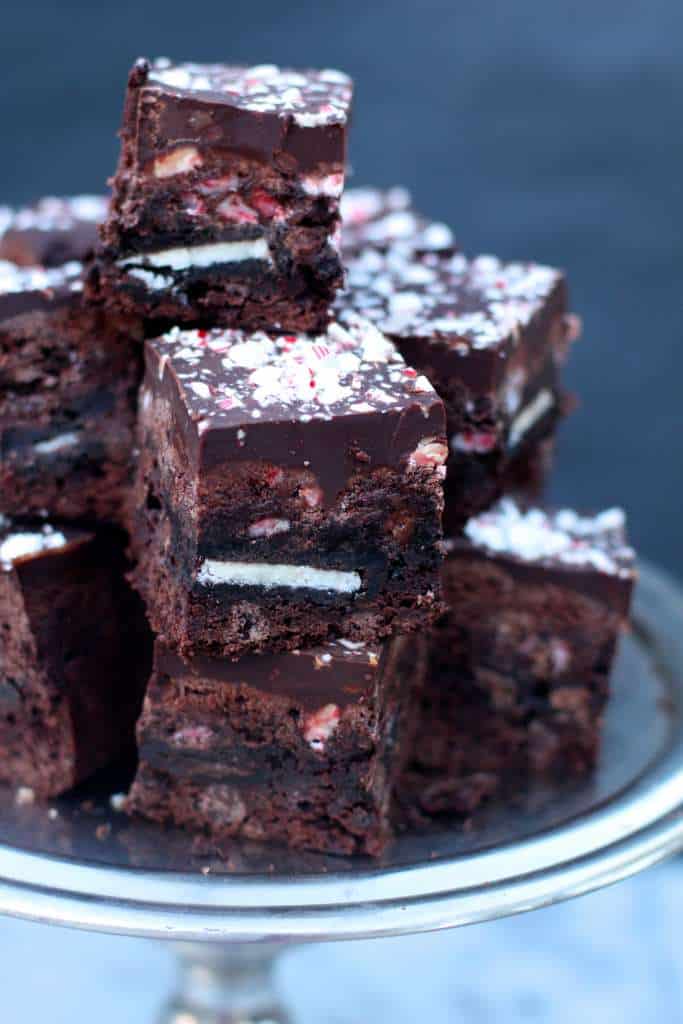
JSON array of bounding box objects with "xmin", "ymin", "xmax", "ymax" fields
[
  {"xmin": 127, "ymin": 634, "xmax": 423, "ymax": 856},
  {"xmin": 341, "ymin": 186, "xmax": 456, "ymax": 258},
  {"xmin": 130, "ymin": 313, "xmax": 447, "ymax": 658},
  {"xmin": 91, "ymin": 59, "xmax": 353, "ymax": 333},
  {"xmin": 401, "ymin": 500, "xmax": 636, "ymax": 820},
  {"xmin": 343, "ymin": 248, "xmax": 581, "ymax": 531},
  {"xmin": 0, "ymin": 195, "xmax": 107, "ymax": 267},
  {"xmin": 0, "ymin": 260, "xmax": 142, "ymax": 524},
  {"xmin": 0, "ymin": 518, "xmax": 152, "ymax": 797}
]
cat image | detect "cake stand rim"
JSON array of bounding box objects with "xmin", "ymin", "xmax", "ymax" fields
[{"xmin": 0, "ymin": 559, "xmax": 680, "ymax": 942}]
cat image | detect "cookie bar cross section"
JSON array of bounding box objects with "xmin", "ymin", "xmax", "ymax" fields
[
  {"xmin": 131, "ymin": 313, "xmax": 447, "ymax": 658},
  {"xmin": 93, "ymin": 59, "xmax": 353, "ymax": 333}
]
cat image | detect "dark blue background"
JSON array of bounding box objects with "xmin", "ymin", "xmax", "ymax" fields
[{"xmin": 2, "ymin": 1, "xmax": 681, "ymax": 574}]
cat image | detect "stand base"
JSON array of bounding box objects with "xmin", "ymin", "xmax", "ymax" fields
[{"xmin": 161, "ymin": 942, "xmax": 291, "ymax": 1024}]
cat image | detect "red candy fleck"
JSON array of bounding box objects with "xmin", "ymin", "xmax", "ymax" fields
[
  {"xmin": 216, "ymin": 195, "xmax": 258, "ymax": 224},
  {"xmin": 409, "ymin": 439, "xmax": 449, "ymax": 467},
  {"xmin": 303, "ymin": 704, "xmax": 341, "ymax": 750},
  {"xmin": 250, "ymin": 189, "xmax": 285, "ymax": 219},
  {"xmin": 264, "ymin": 467, "xmax": 284, "ymax": 486},
  {"xmin": 452, "ymin": 430, "xmax": 498, "ymax": 454},
  {"xmin": 300, "ymin": 485, "xmax": 323, "ymax": 509},
  {"xmin": 403, "ymin": 367, "xmax": 417, "ymax": 377}
]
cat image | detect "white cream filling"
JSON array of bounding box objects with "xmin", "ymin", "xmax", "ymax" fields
[
  {"xmin": 126, "ymin": 267, "xmax": 175, "ymax": 291},
  {"xmin": 33, "ymin": 431, "xmax": 81, "ymax": 456},
  {"xmin": 196, "ymin": 560, "xmax": 362, "ymax": 593},
  {"xmin": 508, "ymin": 388, "xmax": 554, "ymax": 450},
  {"xmin": 119, "ymin": 239, "xmax": 271, "ymax": 282}
]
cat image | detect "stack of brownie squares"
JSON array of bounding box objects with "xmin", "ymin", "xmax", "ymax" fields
[
  {"xmin": 0, "ymin": 196, "xmax": 151, "ymax": 798},
  {"xmin": 0, "ymin": 57, "xmax": 637, "ymax": 857}
]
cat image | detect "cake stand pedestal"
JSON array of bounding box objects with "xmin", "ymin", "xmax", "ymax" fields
[
  {"xmin": 163, "ymin": 942, "xmax": 293, "ymax": 1023},
  {"xmin": 0, "ymin": 563, "xmax": 681, "ymax": 1024}
]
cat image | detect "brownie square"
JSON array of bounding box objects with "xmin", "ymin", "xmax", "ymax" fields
[
  {"xmin": 91, "ymin": 58, "xmax": 353, "ymax": 333},
  {"xmin": 130, "ymin": 313, "xmax": 447, "ymax": 658},
  {"xmin": 0, "ymin": 259, "xmax": 142, "ymax": 524},
  {"xmin": 0, "ymin": 195, "xmax": 107, "ymax": 267},
  {"xmin": 402, "ymin": 500, "xmax": 636, "ymax": 818},
  {"xmin": 127, "ymin": 633, "xmax": 423, "ymax": 856},
  {"xmin": 344, "ymin": 249, "xmax": 581, "ymax": 530},
  {"xmin": 0, "ymin": 518, "xmax": 152, "ymax": 797}
]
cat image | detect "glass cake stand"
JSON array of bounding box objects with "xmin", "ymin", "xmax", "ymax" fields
[{"xmin": 0, "ymin": 562, "xmax": 681, "ymax": 1023}]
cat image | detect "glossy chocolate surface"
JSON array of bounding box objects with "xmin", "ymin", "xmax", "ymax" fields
[
  {"xmin": 144, "ymin": 315, "xmax": 446, "ymax": 500},
  {"xmin": 155, "ymin": 637, "xmax": 388, "ymax": 712},
  {"xmin": 127, "ymin": 59, "xmax": 352, "ymax": 174}
]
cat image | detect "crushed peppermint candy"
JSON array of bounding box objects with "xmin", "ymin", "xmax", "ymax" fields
[
  {"xmin": 340, "ymin": 185, "xmax": 411, "ymax": 226},
  {"xmin": 147, "ymin": 60, "xmax": 352, "ymax": 126},
  {"xmin": 151, "ymin": 314, "xmax": 441, "ymax": 425},
  {"xmin": 0, "ymin": 259, "xmax": 82, "ymax": 297},
  {"xmin": 343, "ymin": 247, "xmax": 564, "ymax": 353},
  {"xmin": 0, "ymin": 195, "xmax": 106, "ymax": 234},
  {"xmin": 340, "ymin": 186, "xmax": 455, "ymax": 258},
  {"xmin": 302, "ymin": 703, "xmax": 341, "ymax": 750},
  {"xmin": 464, "ymin": 499, "xmax": 636, "ymax": 577}
]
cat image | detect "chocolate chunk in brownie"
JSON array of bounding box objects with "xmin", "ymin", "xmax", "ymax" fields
[
  {"xmin": 343, "ymin": 249, "xmax": 581, "ymax": 530},
  {"xmin": 0, "ymin": 195, "xmax": 107, "ymax": 267},
  {"xmin": 341, "ymin": 186, "xmax": 456, "ymax": 258},
  {"xmin": 0, "ymin": 259, "xmax": 142, "ymax": 524},
  {"xmin": 401, "ymin": 500, "xmax": 636, "ymax": 819},
  {"xmin": 130, "ymin": 313, "xmax": 447, "ymax": 658},
  {"xmin": 0, "ymin": 518, "xmax": 152, "ymax": 797},
  {"xmin": 127, "ymin": 633, "xmax": 423, "ymax": 857},
  {"xmin": 91, "ymin": 59, "xmax": 353, "ymax": 333}
]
